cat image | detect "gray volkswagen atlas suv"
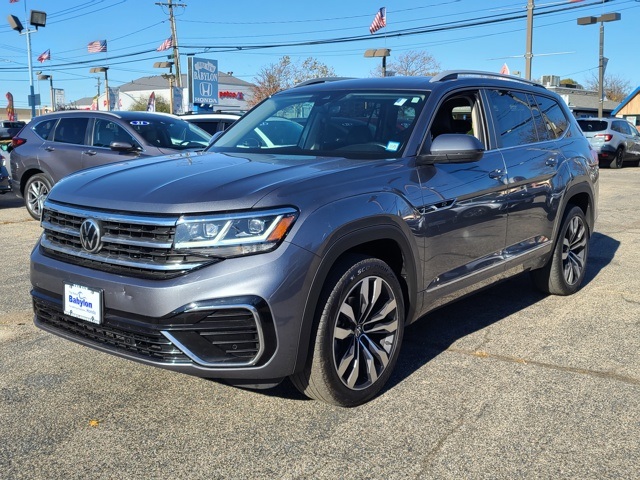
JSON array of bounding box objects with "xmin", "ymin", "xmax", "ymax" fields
[{"xmin": 30, "ymin": 72, "xmax": 599, "ymax": 406}]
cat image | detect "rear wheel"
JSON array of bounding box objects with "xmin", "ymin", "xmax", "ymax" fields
[
  {"xmin": 609, "ymin": 147, "xmax": 624, "ymax": 169},
  {"xmin": 531, "ymin": 206, "xmax": 589, "ymax": 295},
  {"xmin": 24, "ymin": 173, "xmax": 51, "ymax": 220},
  {"xmin": 291, "ymin": 255, "xmax": 405, "ymax": 407}
]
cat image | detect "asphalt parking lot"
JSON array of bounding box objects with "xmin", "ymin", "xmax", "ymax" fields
[{"xmin": 1, "ymin": 168, "xmax": 638, "ymax": 479}]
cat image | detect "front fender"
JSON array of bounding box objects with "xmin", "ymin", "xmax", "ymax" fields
[{"xmin": 287, "ymin": 192, "xmax": 423, "ymax": 373}]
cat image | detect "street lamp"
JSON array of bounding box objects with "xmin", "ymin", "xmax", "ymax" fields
[
  {"xmin": 364, "ymin": 48, "xmax": 391, "ymax": 77},
  {"xmin": 154, "ymin": 61, "xmax": 175, "ymax": 113},
  {"xmin": 37, "ymin": 74, "xmax": 54, "ymax": 112},
  {"xmin": 7, "ymin": 8, "xmax": 48, "ymax": 118},
  {"xmin": 90, "ymin": 67, "xmax": 109, "ymax": 111},
  {"xmin": 577, "ymin": 12, "xmax": 621, "ymax": 118}
]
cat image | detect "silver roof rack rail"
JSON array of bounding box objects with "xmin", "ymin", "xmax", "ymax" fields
[
  {"xmin": 295, "ymin": 77, "xmax": 355, "ymax": 87},
  {"xmin": 430, "ymin": 70, "xmax": 544, "ymax": 88}
]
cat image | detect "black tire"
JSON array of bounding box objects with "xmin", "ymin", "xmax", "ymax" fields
[
  {"xmin": 609, "ymin": 147, "xmax": 624, "ymax": 169},
  {"xmin": 24, "ymin": 173, "xmax": 52, "ymax": 220},
  {"xmin": 531, "ymin": 206, "xmax": 589, "ymax": 295},
  {"xmin": 291, "ymin": 255, "xmax": 405, "ymax": 407}
]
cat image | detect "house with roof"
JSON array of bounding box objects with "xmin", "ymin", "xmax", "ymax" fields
[{"xmin": 609, "ymin": 86, "xmax": 640, "ymax": 130}]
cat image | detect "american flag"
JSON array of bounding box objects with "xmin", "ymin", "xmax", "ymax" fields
[
  {"xmin": 156, "ymin": 36, "xmax": 173, "ymax": 52},
  {"xmin": 369, "ymin": 7, "xmax": 386, "ymax": 34},
  {"xmin": 37, "ymin": 49, "xmax": 50, "ymax": 63},
  {"xmin": 10, "ymin": 0, "xmax": 20, "ymax": 4},
  {"xmin": 87, "ymin": 40, "xmax": 107, "ymax": 53}
]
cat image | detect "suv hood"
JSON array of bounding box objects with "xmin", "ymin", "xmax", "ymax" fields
[{"xmin": 48, "ymin": 151, "xmax": 364, "ymax": 214}]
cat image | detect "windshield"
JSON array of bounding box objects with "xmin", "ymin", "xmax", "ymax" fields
[
  {"xmin": 129, "ymin": 118, "xmax": 211, "ymax": 150},
  {"xmin": 207, "ymin": 90, "xmax": 428, "ymax": 158}
]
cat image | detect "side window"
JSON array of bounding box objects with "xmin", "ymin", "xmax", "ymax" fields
[
  {"xmin": 428, "ymin": 91, "xmax": 484, "ymax": 147},
  {"xmin": 527, "ymin": 93, "xmax": 552, "ymax": 142},
  {"xmin": 52, "ymin": 117, "xmax": 89, "ymax": 145},
  {"xmin": 92, "ymin": 119, "xmax": 135, "ymax": 148},
  {"xmin": 611, "ymin": 121, "xmax": 624, "ymax": 134},
  {"xmin": 487, "ymin": 89, "xmax": 537, "ymax": 148},
  {"xmin": 533, "ymin": 95, "xmax": 570, "ymax": 139},
  {"xmin": 33, "ymin": 119, "xmax": 57, "ymax": 140}
]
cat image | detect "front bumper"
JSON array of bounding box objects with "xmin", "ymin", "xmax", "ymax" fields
[{"xmin": 31, "ymin": 240, "xmax": 317, "ymax": 382}]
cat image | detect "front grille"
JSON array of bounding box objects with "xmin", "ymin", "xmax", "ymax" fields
[
  {"xmin": 40, "ymin": 202, "xmax": 216, "ymax": 279},
  {"xmin": 33, "ymin": 296, "xmax": 191, "ymax": 364},
  {"xmin": 33, "ymin": 293, "xmax": 271, "ymax": 368}
]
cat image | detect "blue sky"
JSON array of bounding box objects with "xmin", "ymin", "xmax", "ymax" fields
[{"xmin": 1, "ymin": 0, "xmax": 638, "ymax": 110}]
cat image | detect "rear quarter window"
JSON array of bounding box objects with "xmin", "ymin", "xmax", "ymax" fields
[{"xmin": 33, "ymin": 119, "xmax": 58, "ymax": 140}]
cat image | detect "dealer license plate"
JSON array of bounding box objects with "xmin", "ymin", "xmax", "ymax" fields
[{"xmin": 64, "ymin": 283, "xmax": 103, "ymax": 325}]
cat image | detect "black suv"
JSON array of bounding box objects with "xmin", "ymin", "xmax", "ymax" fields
[{"xmin": 30, "ymin": 72, "xmax": 599, "ymax": 406}]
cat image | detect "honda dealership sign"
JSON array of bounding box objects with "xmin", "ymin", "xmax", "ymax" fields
[{"xmin": 189, "ymin": 56, "xmax": 219, "ymax": 108}]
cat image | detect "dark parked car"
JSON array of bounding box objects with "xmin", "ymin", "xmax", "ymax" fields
[
  {"xmin": 577, "ymin": 117, "xmax": 640, "ymax": 168},
  {"xmin": 30, "ymin": 72, "xmax": 599, "ymax": 406},
  {"xmin": 10, "ymin": 110, "xmax": 211, "ymax": 219},
  {"xmin": 0, "ymin": 120, "xmax": 26, "ymax": 140}
]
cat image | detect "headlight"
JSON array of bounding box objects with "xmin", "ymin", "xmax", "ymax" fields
[{"xmin": 174, "ymin": 207, "xmax": 298, "ymax": 257}]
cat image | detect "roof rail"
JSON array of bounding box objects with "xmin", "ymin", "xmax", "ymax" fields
[
  {"xmin": 294, "ymin": 77, "xmax": 355, "ymax": 87},
  {"xmin": 430, "ymin": 70, "xmax": 544, "ymax": 88}
]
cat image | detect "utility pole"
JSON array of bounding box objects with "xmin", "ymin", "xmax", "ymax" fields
[
  {"xmin": 524, "ymin": 0, "xmax": 534, "ymax": 81},
  {"xmin": 156, "ymin": 0, "xmax": 186, "ymax": 88}
]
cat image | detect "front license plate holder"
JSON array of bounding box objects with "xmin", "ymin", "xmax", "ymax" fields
[{"xmin": 64, "ymin": 283, "xmax": 103, "ymax": 325}]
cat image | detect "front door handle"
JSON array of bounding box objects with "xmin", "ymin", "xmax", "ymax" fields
[
  {"xmin": 489, "ymin": 169, "xmax": 506, "ymax": 180},
  {"xmin": 44, "ymin": 146, "xmax": 54, "ymax": 152},
  {"xmin": 83, "ymin": 150, "xmax": 97, "ymax": 156},
  {"xmin": 545, "ymin": 156, "xmax": 558, "ymax": 167}
]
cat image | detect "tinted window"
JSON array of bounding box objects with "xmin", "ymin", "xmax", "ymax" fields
[
  {"xmin": 92, "ymin": 119, "xmax": 137, "ymax": 148},
  {"xmin": 127, "ymin": 118, "xmax": 210, "ymax": 150},
  {"xmin": 533, "ymin": 95, "xmax": 569, "ymax": 139},
  {"xmin": 577, "ymin": 120, "xmax": 607, "ymax": 132},
  {"xmin": 53, "ymin": 118, "xmax": 89, "ymax": 145},
  {"xmin": 487, "ymin": 90, "xmax": 537, "ymax": 147},
  {"xmin": 33, "ymin": 119, "xmax": 57, "ymax": 140}
]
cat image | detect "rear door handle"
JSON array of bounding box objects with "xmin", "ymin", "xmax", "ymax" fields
[
  {"xmin": 44, "ymin": 146, "xmax": 54, "ymax": 152},
  {"xmin": 83, "ymin": 150, "xmax": 97, "ymax": 156}
]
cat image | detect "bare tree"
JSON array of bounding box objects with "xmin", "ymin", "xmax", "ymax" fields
[
  {"xmin": 584, "ymin": 73, "xmax": 632, "ymax": 103},
  {"xmin": 371, "ymin": 50, "xmax": 441, "ymax": 77},
  {"xmin": 248, "ymin": 56, "xmax": 336, "ymax": 107}
]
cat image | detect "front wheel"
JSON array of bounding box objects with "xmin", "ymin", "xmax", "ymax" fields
[
  {"xmin": 24, "ymin": 173, "xmax": 52, "ymax": 220},
  {"xmin": 531, "ymin": 206, "xmax": 589, "ymax": 295},
  {"xmin": 291, "ymin": 256, "xmax": 405, "ymax": 407}
]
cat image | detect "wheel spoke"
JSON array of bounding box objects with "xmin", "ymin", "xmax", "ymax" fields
[
  {"xmin": 334, "ymin": 325, "xmax": 354, "ymax": 340},
  {"xmin": 361, "ymin": 334, "xmax": 391, "ymax": 367},
  {"xmin": 359, "ymin": 277, "xmax": 381, "ymax": 323},
  {"xmin": 336, "ymin": 340, "xmax": 356, "ymax": 378},
  {"xmin": 339, "ymin": 302, "xmax": 357, "ymax": 326},
  {"xmin": 364, "ymin": 297, "xmax": 397, "ymax": 326},
  {"xmin": 358, "ymin": 338, "xmax": 379, "ymax": 385}
]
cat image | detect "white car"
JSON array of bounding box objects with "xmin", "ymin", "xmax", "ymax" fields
[{"xmin": 179, "ymin": 112, "xmax": 242, "ymax": 135}]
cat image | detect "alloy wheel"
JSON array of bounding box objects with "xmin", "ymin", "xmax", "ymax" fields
[
  {"xmin": 26, "ymin": 178, "xmax": 49, "ymax": 219},
  {"xmin": 332, "ymin": 275, "xmax": 399, "ymax": 390},
  {"xmin": 561, "ymin": 215, "xmax": 587, "ymax": 286}
]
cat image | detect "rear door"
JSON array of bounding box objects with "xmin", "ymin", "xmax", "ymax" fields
[
  {"xmin": 484, "ymin": 89, "xmax": 566, "ymax": 258},
  {"xmin": 39, "ymin": 117, "xmax": 90, "ymax": 182}
]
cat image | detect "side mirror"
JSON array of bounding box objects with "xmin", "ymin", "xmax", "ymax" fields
[
  {"xmin": 418, "ymin": 134, "xmax": 485, "ymax": 165},
  {"xmin": 110, "ymin": 141, "xmax": 141, "ymax": 153}
]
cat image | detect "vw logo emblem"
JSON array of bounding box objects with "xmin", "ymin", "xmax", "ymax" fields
[{"xmin": 79, "ymin": 219, "xmax": 103, "ymax": 253}]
